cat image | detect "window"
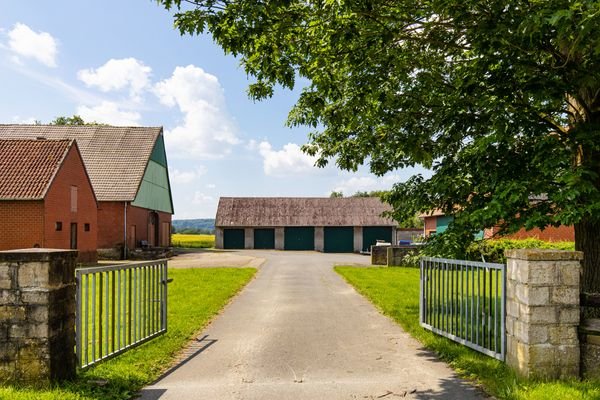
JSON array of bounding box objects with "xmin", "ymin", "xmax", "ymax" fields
[
  {"xmin": 55, "ymin": 222, "xmax": 62, "ymax": 231},
  {"xmin": 84, "ymin": 223, "xmax": 90, "ymax": 232},
  {"xmin": 70, "ymin": 186, "xmax": 78, "ymax": 212}
]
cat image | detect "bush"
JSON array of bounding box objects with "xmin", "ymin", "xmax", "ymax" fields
[{"xmin": 465, "ymin": 238, "xmax": 575, "ymax": 264}]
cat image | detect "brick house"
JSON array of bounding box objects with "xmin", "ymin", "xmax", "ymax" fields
[
  {"xmin": 0, "ymin": 139, "xmax": 98, "ymax": 262},
  {"xmin": 420, "ymin": 210, "xmax": 574, "ymax": 242},
  {"xmin": 0, "ymin": 126, "xmax": 174, "ymax": 259}
]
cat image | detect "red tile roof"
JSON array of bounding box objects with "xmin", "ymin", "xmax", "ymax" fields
[
  {"xmin": 0, "ymin": 125, "xmax": 161, "ymax": 201},
  {"xmin": 0, "ymin": 139, "xmax": 74, "ymax": 200}
]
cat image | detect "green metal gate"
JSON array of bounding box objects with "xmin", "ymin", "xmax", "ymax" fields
[
  {"xmin": 223, "ymin": 229, "xmax": 245, "ymax": 249},
  {"xmin": 254, "ymin": 228, "xmax": 275, "ymax": 249},
  {"xmin": 284, "ymin": 227, "xmax": 315, "ymax": 250},
  {"xmin": 362, "ymin": 226, "xmax": 393, "ymax": 252},
  {"xmin": 324, "ymin": 227, "xmax": 354, "ymax": 253}
]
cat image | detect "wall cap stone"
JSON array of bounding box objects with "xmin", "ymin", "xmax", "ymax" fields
[
  {"xmin": 0, "ymin": 249, "xmax": 78, "ymax": 263},
  {"xmin": 505, "ymin": 249, "xmax": 583, "ymax": 261}
]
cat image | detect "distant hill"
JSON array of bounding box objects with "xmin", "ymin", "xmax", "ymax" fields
[{"xmin": 172, "ymin": 219, "xmax": 215, "ymax": 234}]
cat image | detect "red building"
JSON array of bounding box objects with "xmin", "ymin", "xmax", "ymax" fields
[
  {"xmin": 420, "ymin": 210, "xmax": 574, "ymax": 242},
  {"xmin": 0, "ymin": 125, "xmax": 174, "ymax": 259},
  {"xmin": 0, "ymin": 139, "xmax": 98, "ymax": 262}
]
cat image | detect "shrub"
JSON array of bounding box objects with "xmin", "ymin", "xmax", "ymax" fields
[{"xmin": 465, "ymin": 238, "xmax": 575, "ymax": 264}]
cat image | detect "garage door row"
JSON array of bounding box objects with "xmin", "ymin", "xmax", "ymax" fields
[{"xmin": 222, "ymin": 227, "xmax": 392, "ymax": 253}]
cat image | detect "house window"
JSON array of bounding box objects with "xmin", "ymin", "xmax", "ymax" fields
[
  {"xmin": 70, "ymin": 186, "xmax": 78, "ymax": 212},
  {"xmin": 84, "ymin": 223, "xmax": 90, "ymax": 232},
  {"xmin": 55, "ymin": 222, "xmax": 62, "ymax": 231}
]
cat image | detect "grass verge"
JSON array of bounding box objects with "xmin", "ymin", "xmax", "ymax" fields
[
  {"xmin": 335, "ymin": 266, "xmax": 600, "ymax": 400},
  {"xmin": 0, "ymin": 267, "xmax": 256, "ymax": 400},
  {"xmin": 171, "ymin": 234, "xmax": 215, "ymax": 248}
]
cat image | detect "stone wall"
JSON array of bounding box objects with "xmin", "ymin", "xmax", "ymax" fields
[
  {"xmin": 387, "ymin": 246, "xmax": 420, "ymax": 267},
  {"xmin": 371, "ymin": 245, "xmax": 389, "ymax": 265},
  {"xmin": 505, "ymin": 249, "xmax": 581, "ymax": 379},
  {"xmin": 0, "ymin": 249, "xmax": 77, "ymax": 384}
]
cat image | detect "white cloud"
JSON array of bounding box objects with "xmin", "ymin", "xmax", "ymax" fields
[
  {"xmin": 7, "ymin": 23, "xmax": 58, "ymax": 67},
  {"xmin": 76, "ymin": 101, "xmax": 141, "ymax": 126},
  {"xmin": 154, "ymin": 65, "xmax": 240, "ymax": 159},
  {"xmin": 11, "ymin": 115, "xmax": 38, "ymax": 124},
  {"xmin": 257, "ymin": 141, "xmax": 319, "ymax": 177},
  {"xmin": 206, "ymin": 183, "xmax": 216, "ymax": 189},
  {"xmin": 332, "ymin": 173, "xmax": 401, "ymax": 195},
  {"xmin": 192, "ymin": 191, "xmax": 215, "ymax": 205},
  {"xmin": 78, "ymin": 58, "xmax": 151, "ymax": 100},
  {"xmin": 169, "ymin": 166, "xmax": 207, "ymax": 184}
]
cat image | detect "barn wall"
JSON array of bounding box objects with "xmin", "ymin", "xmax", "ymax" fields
[
  {"xmin": 0, "ymin": 201, "xmax": 44, "ymax": 251},
  {"xmin": 44, "ymin": 145, "xmax": 97, "ymax": 263},
  {"xmin": 314, "ymin": 227, "xmax": 324, "ymax": 252},
  {"xmin": 275, "ymin": 228, "xmax": 284, "ymax": 250},
  {"xmin": 353, "ymin": 227, "xmax": 363, "ymax": 252},
  {"xmin": 244, "ymin": 228, "xmax": 254, "ymax": 249}
]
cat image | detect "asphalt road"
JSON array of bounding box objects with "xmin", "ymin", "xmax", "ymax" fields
[{"xmin": 139, "ymin": 250, "xmax": 484, "ymax": 400}]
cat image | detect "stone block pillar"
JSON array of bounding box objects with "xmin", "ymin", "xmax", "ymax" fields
[
  {"xmin": 505, "ymin": 249, "xmax": 582, "ymax": 379},
  {"xmin": 0, "ymin": 249, "xmax": 77, "ymax": 384}
]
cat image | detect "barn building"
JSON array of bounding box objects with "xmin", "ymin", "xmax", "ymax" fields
[
  {"xmin": 215, "ymin": 197, "xmax": 397, "ymax": 252},
  {"xmin": 0, "ymin": 139, "xmax": 98, "ymax": 262},
  {"xmin": 0, "ymin": 125, "xmax": 174, "ymax": 258}
]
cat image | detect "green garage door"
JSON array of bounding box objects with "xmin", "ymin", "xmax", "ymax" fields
[
  {"xmin": 224, "ymin": 229, "xmax": 245, "ymax": 249},
  {"xmin": 284, "ymin": 227, "xmax": 315, "ymax": 250},
  {"xmin": 254, "ymin": 228, "xmax": 275, "ymax": 249},
  {"xmin": 362, "ymin": 226, "xmax": 393, "ymax": 252},
  {"xmin": 324, "ymin": 227, "xmax": 354, "ymax": 253}
]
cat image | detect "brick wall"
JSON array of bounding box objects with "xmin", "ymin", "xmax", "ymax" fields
[
  {"xmin": 44, "ymin": 146, "xmax": 97, "ymax": 263},
  {"xmin": 98, "ymin": 203, "xmax": 172, "ymax": 251},
  {"xmin": 0, "ymin": 201, "xmax": 45, "ymax": 250},
  {"xmin": 485, "ymin": 225, "xmax": 575, "ymax": 242},
  {"xmin": 424, "ymin": 216, "xmax": 436, "ymax": 236},
  {"xmin": 97, "ymin": 201, "xmax": 125, "ymax": 250}
]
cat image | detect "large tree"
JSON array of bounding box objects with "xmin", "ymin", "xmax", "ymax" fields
[{"xmin": 157, "ymin": 1, "xmax": 600, "ymax": 294}]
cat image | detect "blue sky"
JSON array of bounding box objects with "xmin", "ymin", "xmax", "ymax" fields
[{"xmin": 0, "ymin": 1, "xmax": 426, "ymax": 219}]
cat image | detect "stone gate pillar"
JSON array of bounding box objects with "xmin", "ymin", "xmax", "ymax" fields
[
  {"xmin": 0, "ymin": 249, "xmax": 77, "ymax": 384},
  {"xmin": 505, "ymin": 249, "xmax": 581, "ymax": 379}
]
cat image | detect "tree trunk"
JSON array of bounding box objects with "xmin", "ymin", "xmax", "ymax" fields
[{"xmin": 575, "ymin": 218, "xmax": 600, "ymax": 318}]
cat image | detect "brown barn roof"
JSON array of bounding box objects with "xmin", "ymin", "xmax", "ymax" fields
[
  {"xmin": 0, "ymin": 125, "xmax": 161, "ymax": 202},
  {"xmin": 216, "ymin": 197, "xmax": 396, "ymax": 227},
  {"xmin": 0, "ymin": 139, "xmax": 74, "ymax": 200}
]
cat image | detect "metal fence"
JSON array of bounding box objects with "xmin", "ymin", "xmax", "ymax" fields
[
  {"xmin": 420, "ymin": 257, "xmax": 506, "ymax": 361},
  {"xmin": 75, "ymin": 260, "xmax": 169, "ymax": 369}
]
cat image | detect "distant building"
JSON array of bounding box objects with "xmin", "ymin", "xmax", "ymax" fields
[
  {"xmin": 215, "ymin": 197, "xmax": 397, "ymax": 252},
  {"xmin": 0, "ymin": 139, "xmax": 97, "ymax": 262},
  {"xmin": 420, "ymin": 210, "xmax": 574, "ymax": 242},
  {"xmin": 0, "ymin": 125, "xmax": 174, "ymax": 258}
]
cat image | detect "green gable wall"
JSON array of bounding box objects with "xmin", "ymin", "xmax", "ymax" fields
[{"xmin": 131, "ymin": 135, "xmax": 174, "ymax": 214}]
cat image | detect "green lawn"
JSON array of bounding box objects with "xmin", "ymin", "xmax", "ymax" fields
[
  {"xmin": 0, "ymin": 267, "xmax": 256, "ymax": 400},
  {"xmin": 171, "ymin": 234, "xmax": 214, "ymax": 248},
  {"xmin": 335, "ymin": 266, "xmax": 600, "ymax": 400}
]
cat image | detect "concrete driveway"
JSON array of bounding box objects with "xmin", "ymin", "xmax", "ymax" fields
[{"xmin": 139, "ymin": 250, "xmax": 484, "ymax": 400}]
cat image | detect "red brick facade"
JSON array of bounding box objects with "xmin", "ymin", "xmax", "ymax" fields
[
  {"xmin": 97, "ymin": 202, "xmax": 172, "ymax": 251},
  {"xmin": 485, "ymin": 225, "xmax": 574, "ymax": 242},
  {"xmin": 0, "ymin": 146, "xmax": 98, "ymax": 263},
  {"xmin": 0, "ymin": 201, "xmax": 44, "ymax": 250}
]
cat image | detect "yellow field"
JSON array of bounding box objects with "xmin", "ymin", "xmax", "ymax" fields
[{"xmin": 171, "ymin": 234, "xmax": 215, "ymax": 248}]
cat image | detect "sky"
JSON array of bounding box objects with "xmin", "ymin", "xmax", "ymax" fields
[{"xmin": 0, "ymin": 1, "xmax": 427, "ymax": 219}]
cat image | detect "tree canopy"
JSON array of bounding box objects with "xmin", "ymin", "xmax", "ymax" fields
[{"xmin": 158, "ymin": 1, "xmax": 600, "ymax": 292}]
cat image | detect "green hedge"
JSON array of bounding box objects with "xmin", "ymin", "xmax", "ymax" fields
[{"xmin": 465, "ymin": 238, "xmax": 575, "ymax": 264}]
